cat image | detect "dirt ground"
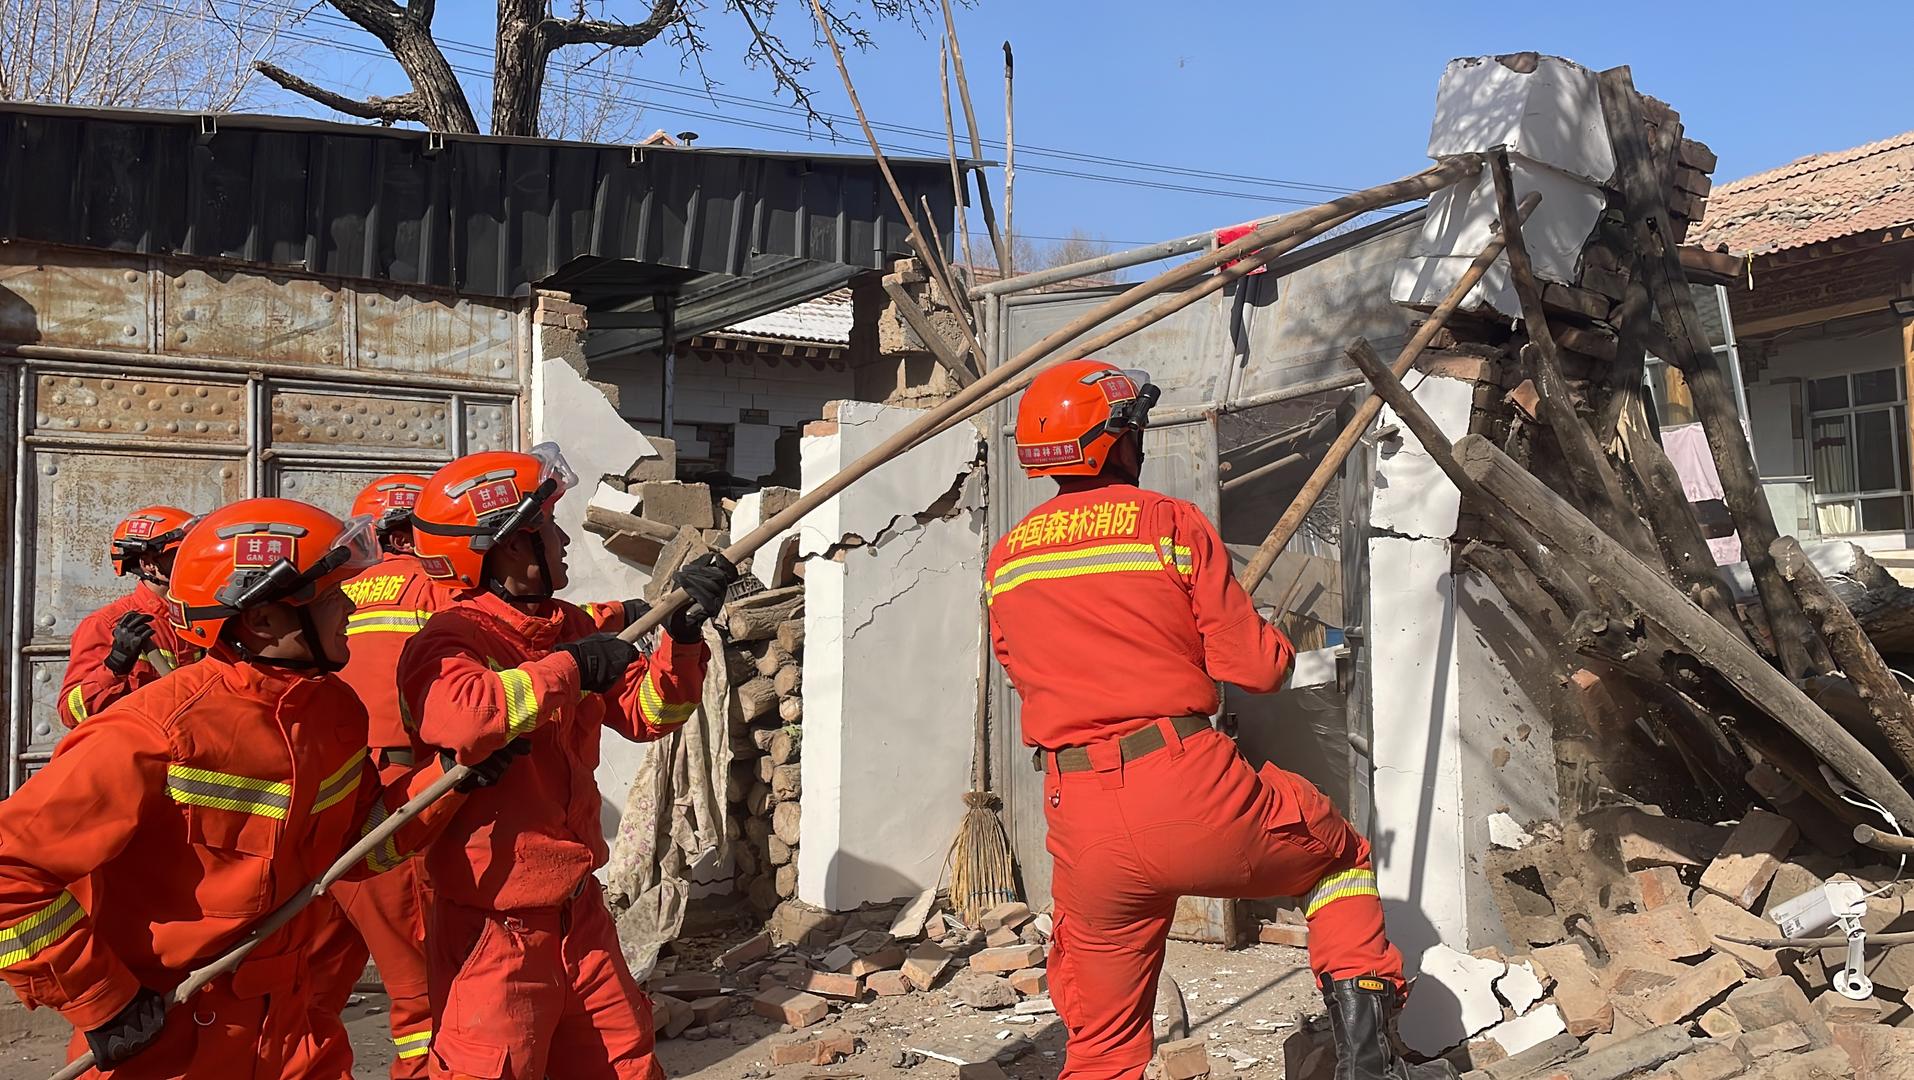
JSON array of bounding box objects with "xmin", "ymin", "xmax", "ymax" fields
[{"xmin": 0, "ymin": 941, "xmax": 1321, "ymax": 1079}]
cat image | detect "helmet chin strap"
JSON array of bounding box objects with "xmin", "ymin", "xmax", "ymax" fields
[
  {"xmin": 227, "ymin": 606, "xmax": 346, "ymax": 674},
  {"xmin": 485, "ymin": 529, "xmax": 558, "ymax": 607}
]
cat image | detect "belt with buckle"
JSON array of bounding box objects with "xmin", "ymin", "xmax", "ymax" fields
[{"xmin": 1035, "ymin": 715, "xmax": 1213, "ymax": 774}]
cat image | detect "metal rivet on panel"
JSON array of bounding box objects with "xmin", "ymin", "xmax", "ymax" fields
[
  {"xmin": 325, "ymin": 426, "xmax": 339, "ymax": 437},
  {"xmin": 409, "ymin": 406, "xmax": 421, "ymax": 417},
  {"xmin": 228, "ymin": 423, "xmax": 239, "ymax": 434},
  {"xmin": 180, "ymin": 403, "xmax": 193, "ymax": 414},
  {"xmin": 323, "ymin": 346, "xmax": 336, "ymax": 357},
  {"xmin": 37, "ymin": 615, "xmax": 54, "ymax": 628},
  {"xmin": 227, "ymin": 389, "xmax": 240, "ymax": 401},
  {"xmin": 134, "ymin": 385, "xmax": 147, "ymax": 395},
  {"xmin": 367, "ymin": 350, "xmax": 379, "ymax": 360},
  {"xmin": 219, "ymin": 468, "xmax": 233, "ymax": 479},
  {"xmin": 96, "ymin": 419, "xmax": 111, "ymax": 430},
  {"xmin": 195, "ymin": 422, "xmax": 208, "ymax": 433},
  {"xmin": 33, "ymin": 669, "xmax": 46, "ymax": 683},
  {"xmin": 123, "ymin": 325, "xmax": 137, "ymax": 337},
  {"xmin": 366, "ymin": 298, "xmax": 377, "ymax": 307},
  {"xmin": 118, "ymin": 398, "xmax": 131, "ymax": 410},
  {"xmin": 33, "ymin": 414, "xmax": 45, "ymax": 425},
  {"xmin": 148, "ymin": 401, "xmax": 161, "ymax": 412},
  {"xmin": 34, "ymin": 722, "xmax": 49, "ymax": 738},
  {"xmin": 195, "ymin": 387, "xmax": 208, "ymax": 398},
  {"xmin": 166, "ymin": 386, "xmax": 180, "ymax": 397},
  {"xmin": 134, "ymin": 421, "xmax": 148, "ymax": 432},
  {"xmin": 163, "ymin": 422, "xmax": 178, "ymax": 433},
  {"xmin": 39, "ymin": 463, "xmax": 53, "ymax": 475},
  {"xmin": 68, "ymin": 377, "xmax": 81, "ymax": 387},
  {"xmin": 211, "ymin": 405, "xmax": 223, "ymax": 415},
  {"xmin": 354, "ymin": 403, "xmax": 368, "ymax": 414},
  {"xmin": 123, "ymin": 271, "xmax": 140, "ymax": 284},
  {"xmin": 51, "ymin": 393, "xmax": 65, "ymax": 405},
  {"xmin": 408, "ymin": 433, "xmax": 420, "ymax": 442},
  {"xmin": 177, "ymin": 332, "xmax": 190, "ymax": 344}
]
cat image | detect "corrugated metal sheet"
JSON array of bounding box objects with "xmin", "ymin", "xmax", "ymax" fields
[
  {"xmin": 0, "ymin": 103, "xmax": 958, "ymax": 298},
  {"xmin": 720, "ymin": 289, "xmax": 854, "ymax": 345}
]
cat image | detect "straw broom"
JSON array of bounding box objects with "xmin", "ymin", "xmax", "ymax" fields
[{"xmin": 948, "ymin": 594, "xmax": 1016, "ymax": 924}]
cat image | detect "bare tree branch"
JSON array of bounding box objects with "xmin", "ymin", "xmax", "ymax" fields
[
  {"xmin": 730, "ymin": 0, "xmax": 831, "ymax": 129},
  {"xmin": 322, "ymin": 0, "xmax": 405, "ymax": 39},
  {"xmin": 544, "ymin": 0, "xmax": 683, "ymax": 47},
  {"xmin": 253, "ymin": 60, "xmax": 424, "ymax": 123}
]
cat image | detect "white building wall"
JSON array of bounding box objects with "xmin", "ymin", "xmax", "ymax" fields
[
  {"xmin": 791, "ymin": 402, "xmax": 985, "ymax": 910},
  {"xmin": 595, "ymin": 349, "xmax": 855, "ymax": 475}
]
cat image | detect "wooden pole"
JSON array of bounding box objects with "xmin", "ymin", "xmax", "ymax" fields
[
  {"xmin": 1001, "ymin": 41, "xmax": 1015, "ymax": 278},
  {"xmin": 1855, "ymin": 823, "xmax": 1914, "ymax": 856},
  {"xmin": 1237, "ymin": 190, "xmax": 1537, "ymax": 592},
  {"xmin": 1453, "ymin": 432, "xmax": 1914, "ymax": 824},
  {"xmin": 1486, "ymin": 149, "xmax": 1660, "ymax": 563},
  {"xmin": 940, "ymin": 38, "xmax": 974, "ymax": 274},
  {"xmin": 811, "ymin": 0, "xmax": 989, "ymax": 375},
  {"xmin": 1597, "ymin": 65, "xmax": 1829, "ymax": 680},
  {"xmin": 938, "ymin": 0, "xmax": 1008, "ymax": 271},
  {"xmin": 1773, "ymin": 535, "xmax": 1914, "ymax": 775}
]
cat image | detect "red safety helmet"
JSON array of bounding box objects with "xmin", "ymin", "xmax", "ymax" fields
[
  {"xmin": 410, "ymin": 444, "xmax": 577, "ymax": 588},
  {"xmin": 1013, "ymin": 359, "xmax": 1160, "ymax": 477},
  {"xmin": 110, "ymin": 506, "xmax": 197, "ymax": 578},
  {"xmin": 352, "ymin": 474, "xmax": 427, "ymax": 538},
  {"xmin": 165, "ymin": 499, "xmax": 381, "ymax": 648}
]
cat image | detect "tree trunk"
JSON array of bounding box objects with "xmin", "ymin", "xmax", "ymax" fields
[
  {"xmin": 492, "ymin": 0, "xmax": 551, "ymax": 137},
  {"xmin": 392, "ymin": 24, "xmax": 479, "ymax": 132}
]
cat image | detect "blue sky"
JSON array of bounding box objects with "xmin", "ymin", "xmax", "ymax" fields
[{"xmin": 275, "ymin": 0, "xmax": 1914, "ymax": 254}]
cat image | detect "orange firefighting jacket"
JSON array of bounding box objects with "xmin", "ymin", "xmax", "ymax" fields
[
  {"xmin": 56, "ymin": 585, "xmax": 202, "ymax": 729},
  {"xmin": 397, "ymin": 590, "xmax": 707, "ymax": 912},
  {"xmin": 985, "ymin": 482, "xmax": 1295, "ymax": 749},
  {"xmin": 0, "ymin": 650, "xmax": 457, "ymax": 1032},
  {"xmin": 339, "ymin": 555, "xmax": 635, "ymax": 759}
]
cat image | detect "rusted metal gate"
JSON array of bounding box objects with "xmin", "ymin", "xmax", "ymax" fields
[{"xmin": 1, "ymin": 243, "xmax": 525, "ymax": 792}]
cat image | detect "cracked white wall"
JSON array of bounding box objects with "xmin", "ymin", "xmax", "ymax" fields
[
  {"xmin": 791, "ymin": 402, "xmax": 985, "ymax": 910},
  {"xmin": 531, "ymin": 349, "xmax": 662, "ymax": 857},
  {"xmin": 1366, "ymin": 373, "xmax": 1558, "ymax": 978}
]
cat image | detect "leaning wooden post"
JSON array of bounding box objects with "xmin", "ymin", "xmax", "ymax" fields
[
  {"xmin": 1597, "ymin": 66, "xmax": 1830, "ymax": 680},
  {"xmin": 1773, "ymin": 535, "xmax": 1914, "ymax": 775},
  {"xmin": 1344, "ymin": 338, "xmax": 1599, "ymax": 615},
  {"xmin": 1453, "ymin": 433, "xmax": 1914, "ymax": 824},
  {"xmin": 1237, "ymin": 190, "xmax": 1539, "ymax": 592}
]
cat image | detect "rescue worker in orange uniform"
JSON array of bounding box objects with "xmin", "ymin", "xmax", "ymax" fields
[
  {"xmin": 57, "ymin": 506, "xmax": 203, "ymax": 728},
  {"xmin": 397, "ymin": 444, "xmax": 734, "ymax": 1080},
  {"xmin": 0, "ymin": 498, "xmax": 517, "ymax": 1079},
  {"xmin": 299, "ymin": 474, "xmax": 440, "ymax": 1079},
  {"xmin": 986, "ymin": 360, "xmax": 1436, "ymax": 1080}
]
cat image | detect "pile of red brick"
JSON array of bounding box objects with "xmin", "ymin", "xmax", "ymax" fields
[
  {"xmin": 643, "ymin": 897, "xmax": 1056, "ymax": 1062},
  {"xmin": 1402, "ymin": 806, "xmax": 1914, "ymax": 1079}
]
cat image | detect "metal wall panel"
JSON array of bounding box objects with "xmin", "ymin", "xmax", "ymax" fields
[
  {"xmin": 355, "ymin": 290, "xmax": 518, "ymax": 381},
  {"xmin": 27, "ymin": 446, "xmax": 247, "ymax": 645},
  {"xmin": 273, "ymin": 461, "xmax": 439, "ymax": 518},
  {"xmin": 34, "ymin": 372, "xmax": 247, "ymax": 443},
  {"xmin": 269, "ymin": 388, "xmax": 451, "ymax": 455},
  {"xmin": 25, "ymin": 659, "xmax": 67, "ymax": 758},
  {"xmin": 0, "ymin": 252, "xmax": 152, "ymax": 351},
  {"xmin": 163, "ymin": 267, "xmax": 346, "ymax": 366},
  {"xmin": 992, "ymin": 286, "xmax": 1235, "ymax": 414},
  {"xmin": 463, "ymin": 400, "xmax": 516, "ymax": 453}
]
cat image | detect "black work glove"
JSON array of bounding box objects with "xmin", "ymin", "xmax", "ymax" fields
[
  {"xmin": 667, "ymin": 553, "xmax": 738, "ymax": 644},
  {"xmin": 85, "ymin": 986, "xmax": 167, "ymax": 1068},
  {"xmin": 622, "ymin": 598, "xmax": 652, "ymax": 627},
  {"xmin": 556, "ymin": 633, "xmax": 641, "ymax": 693},
  {"xmin": 105, "ymin": 611, "xmax": 158, "ymax": 676},
  {"xmin": 443, "ymin": 739, "xmax": 533, "ymax": 792}
]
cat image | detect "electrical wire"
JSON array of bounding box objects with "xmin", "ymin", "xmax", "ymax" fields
[{"xmin": 1821, "ymin": 764, "xmax": 1908, "ymax": 891}]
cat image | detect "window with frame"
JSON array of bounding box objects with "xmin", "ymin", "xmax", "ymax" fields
[{"xmin": 1807, "ymin": 367, "xmax": 1910, "ymax": 534}]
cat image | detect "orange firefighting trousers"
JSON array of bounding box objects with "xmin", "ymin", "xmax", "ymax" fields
[
  {"xmin": 424, "ymin": 880, "xmax": 662, "ymax": 1080},
  {"xmin": 296, "ymin": 869, "xmax": 435, "ymax": 1080},
  {"xmin": 1043, "ymin": 720, "xmax": 1401, "ymax": 1080}
]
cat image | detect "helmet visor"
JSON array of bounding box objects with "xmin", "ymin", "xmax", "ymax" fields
[
  {"xmin": 328, "ymin": 515, "xmax": 383, "ymax": 574},
  {"xmin": 531, "ymin": 442, "xmax": 579, "ymax": 498}
]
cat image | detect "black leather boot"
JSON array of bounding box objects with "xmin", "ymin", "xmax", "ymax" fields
[{"xmin": 1321, "ymin": 975, "xmax": 1457, "ymax": 1080}]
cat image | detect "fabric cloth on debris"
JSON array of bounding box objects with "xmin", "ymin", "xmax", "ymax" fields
[
  {"xmin": 984, "ymin": 483, "xmax": 1294, "ymax": 750},
  {"xmin": 603, "ymin": 621, "xmax": 731, "ymax": 982},
  {"xmin": 989, "ymin": 484, "xmax": 1401, "ymax": 1080},
  {"xmin": 397, "ymin": 588, "xmax": 704, "ymax": 1078},
  {"xmin": 1661, "ymin": 422, "xmax": 1727, "ymax": 504},
  {"xmin": 55, "ymin": 585, "xmax": 201, "ymax": 729},
  {"xmin": 0, "ymin": 649, "xmax": 457, "ymax": 1065}
]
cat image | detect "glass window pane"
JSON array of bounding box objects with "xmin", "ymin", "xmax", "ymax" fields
[
  {"xmin": 1818, "ymin": 500, "xmax": 1859, "ymax": 534},
  {"xmin": 1855, "ymin": 368, "xmax": 1901, "ymax": 406},
  {"xmin": 1690, "ymin": 284, "xmax": 1726, "ymax": 348},
  {"xmin": 1862, "ymin": 496, "xmax": 1908, "ymax": 533},
  {"xmin": 1809, "ymin": 376, "xmax": 1850, "ymax": 412},
  {"xmin": 1856, "ymin": 410, "xmax": 1900, "ymax": 492},
  {"xmin": 1813, "ymin": 414, "xmax": 1856, "ymax": 494}
]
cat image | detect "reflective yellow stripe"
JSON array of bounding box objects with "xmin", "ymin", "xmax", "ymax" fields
[
  {"xmin": 987, "ymin": 542, "xmax": 1164, "ymax": 603},
  {"xmin": 344, "ymin": 610, "xmax": 433, "ymax": 636},
  {"xmin": 1157, "ymin": 536, "xmax": 1194, "ymax": 576},
  {"xmin": 64, "ymin": 686, "xmax": 88, "ymax": 723},
  {"xmin": 394, "ymin": 1028, "xmax": 433, "ymax": 1058},
  {"xmin": 637, "ymin": 669, "xmax": 696, "ymax": 730},
  {"xmin": 497, "ymin": 668, "xmax": 540, "ymax": 738},
  {"xmin": 165, "ymin": 765, "xmax": 292, "ymax": 820},
  {"xmin": 0, "ymin": 891, "xmax": 85, "ymax": 969},
  {"xmin": 1305, "ymin": 868, "xmax": 1380, "ymax": 918},
  {"xmin": 359, "ymin": 802, "xmax": 406, "ymax": 874},
  {"xmin": 312, "ymin": 749, "xmax": 368, "ymax": 814}
]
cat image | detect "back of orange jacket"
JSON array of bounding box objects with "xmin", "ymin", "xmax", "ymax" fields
[
  {"xmin": 0, "ymin": 652, "xmax": 457, "ymax": 1033},
  {"xmin": 56, "ymin": 586, "xmax": 202, "ymax": 729},
  {"xmin": 397, "ymin": 590, "xmax": 707, "ymax": 912},
  {"xmin": 984, "ymin": 483, "xmax": 1294, "ymax": 749}
]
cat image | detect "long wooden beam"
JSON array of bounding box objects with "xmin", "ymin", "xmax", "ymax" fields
[{"xmin": 1454, "ymin": 432, "xmax": 1914, "ymax": 824}]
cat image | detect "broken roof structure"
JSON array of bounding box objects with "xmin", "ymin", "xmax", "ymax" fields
[{"xmin": 1691, "ymin": 129, "xmax": 1914, "ymax": 257}]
